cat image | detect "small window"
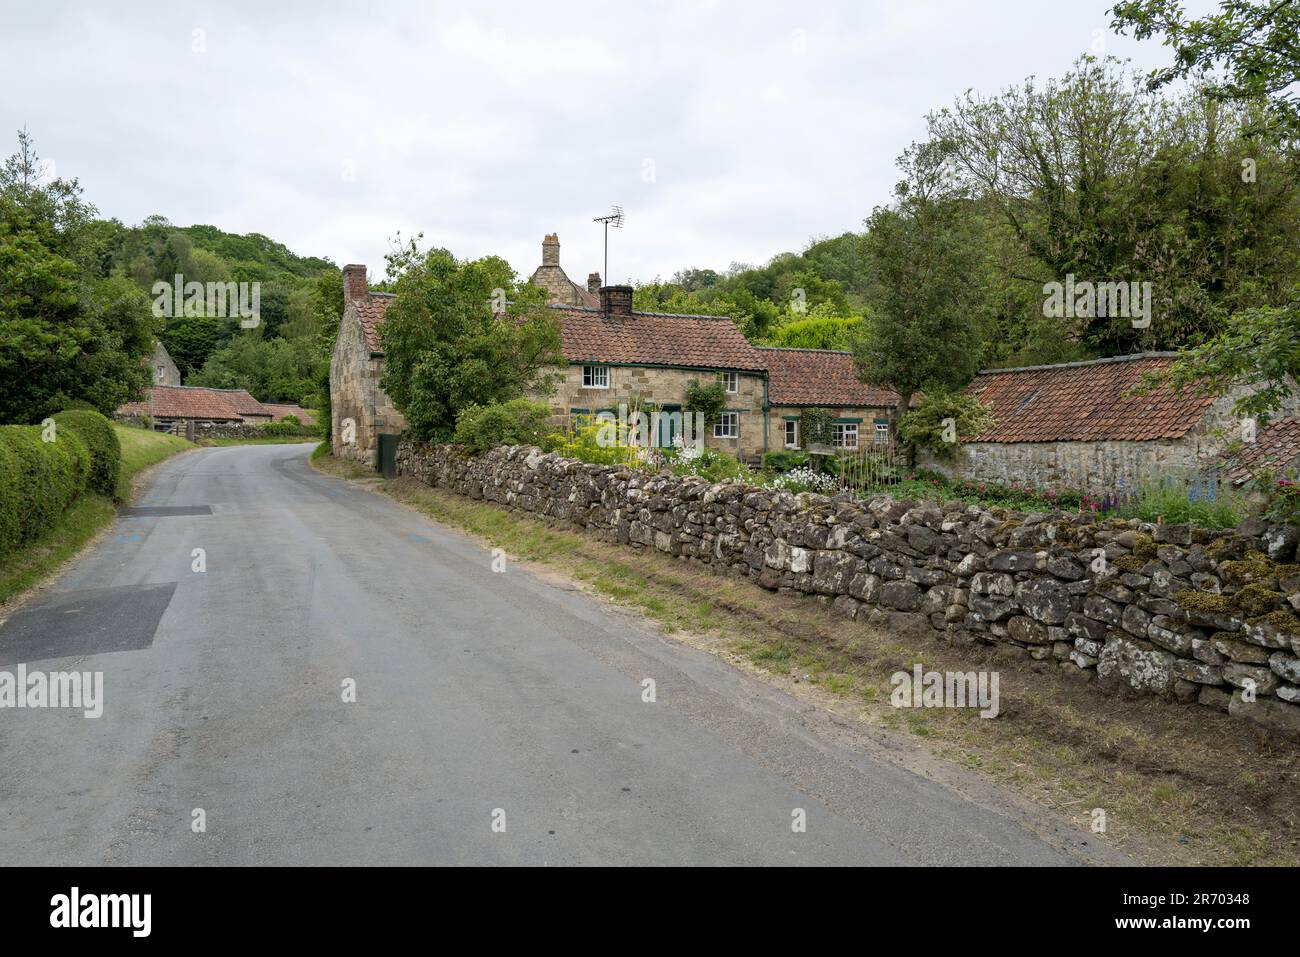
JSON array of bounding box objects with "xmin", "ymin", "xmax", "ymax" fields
[
  {"xmin": 157, "ymin": 366, "xmax": 165, "ymax": 380},
  {"xmin": 721, "ymin": 371, "xmax": 739, "ymax": 393},
  {"xmin": 714, "ymin": 411, "xmax": 739, "ymax": 439},
  {"xmin": 832, "ymin": 422, "xmax": 859, "ymax": 449},
  {"xmin": 874, "ymin": 421, "xmax": 890, "ymax": 445},
  {"xmin": 783, "ymin": 419, "xmax": 799, "ymax": 449},
  {"xmin": 582, "ymin": 365, "xmax": 609, "ymax": 389}
]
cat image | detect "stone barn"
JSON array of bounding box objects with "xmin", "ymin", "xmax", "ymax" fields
[
  {"xmin": 330, "ymin": 264, "xmax": 406, "ymax": 462},
  {"xmin": 919, "ymin": 352, "xmax": 1278, "ymax": 493}
]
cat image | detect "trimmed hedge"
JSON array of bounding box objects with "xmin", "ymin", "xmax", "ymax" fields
[
  {"xmin": 52, "ymin": 409, "xmax": 121, "ymax": 496},
  {"xmin": 0, "ymin": 424, "xmax": 91, "ymax": 558}
]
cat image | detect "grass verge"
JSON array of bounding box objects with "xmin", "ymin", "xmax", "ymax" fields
[
  {"xmin": 312, "ymin": 452, "xmax": 1300, "ymax": 866},
  {"xmin": 0, "ymin": 425, "xmax": 195, "ymax": 605}
]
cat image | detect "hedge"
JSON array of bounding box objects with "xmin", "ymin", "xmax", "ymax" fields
[
  {"xmin": 0, "ymin": 424, "xmax": 91, "ymax": 558},
  {"xmin": 52, "ymin": 409, "xmax": 121, "ymax": 496}
]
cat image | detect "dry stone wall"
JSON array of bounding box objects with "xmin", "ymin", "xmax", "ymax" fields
[{"xmin": 397, "ymin": 440, "xmax": 1300, "ymax": 741}]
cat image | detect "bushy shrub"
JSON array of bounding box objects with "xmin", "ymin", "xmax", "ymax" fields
[
  {"xmin": 52, "ymin": 409, "xmax": 121, "ymax": 496},
  {"xmin": 897, "ymin": 392, "xmax": 995, "ymax": 461},
  {"xmin": 0, "ymin": 424, "xmax": 91, "ymax": 557},
  {"xmin": 664, "ymin": 444, "xmax": 749, "ymax": 482},
  {"xmin": 453, "ymin": 399, "xmax": 555, "ymax": 452},
  {"xmin": 762, "ymin": 450, "xmax": 810, "ymax": 473},
  {"xmin": 258, "ymin": 418, "xmax": 315, "ymax": 437},
  {"xmin": 554, "ymin": 419, "xmax": 639, "ymax": 466}
]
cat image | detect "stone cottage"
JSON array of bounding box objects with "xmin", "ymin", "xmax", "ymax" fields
[
  {"xmin": 543, "ymin": 286, "xmax": 771, "ymax": 458},
  {"xmin": 919, "ymin": 352, "xmax": 1280, "ymax": 493},
  {"xmin": 329, "ymin": 234, "xmax": 900, "ymax": 464},
  {"xmin": 118, "ymin": 384, "xmax": 271, "ymax": 432},
  {"xmin": 330, "ymin": 264, "xmax": 406, "ymax": 462},
  {"xmin": 757, "ymin": 347, "xmax": 898, "ymax": 452}
]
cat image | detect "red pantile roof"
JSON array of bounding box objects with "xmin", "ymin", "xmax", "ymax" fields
[
  {"xmin": 263, "ymin": 404, "xmax": 316, "ymax": 425},
  {"xmin": 119, "ymin": 386, "xmax": 246, "ymax": 421},
  {"xmin": 554, "ymin": 305, "xmax": 766, "ymax": 372},
  {"xmin": 758, "ymin": 347, "xmax": 898, "ymax": 407},
  {"xmin": 1218, "ymin": 416, "xmax": 1300, "ymax": 485},
  {"xmin": 965, "ymin": 353, "xmax": 1218, "ymax": 443},
  {"xmin": 211, "ymin": 389, "xmax": 271, "ymax": 417},
  {"xmin": 358, "ymin": 293, "xmax": 395, "ymax": 352}
]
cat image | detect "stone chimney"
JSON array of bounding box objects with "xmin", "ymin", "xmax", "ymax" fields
[
  {"xmin": 342, "ymin": 264, "xmax": 368, "ymax": 308},
  {"xmin": 599, "ymin": 285, "xmax": 633, "ymax": 319},
  {"xmin": 587, "ymin": 272, "xmax": 602, "ymax": 294},
  {"xmin": 541, "ymin": 233, "xmax": 560, "ymax": 267}
]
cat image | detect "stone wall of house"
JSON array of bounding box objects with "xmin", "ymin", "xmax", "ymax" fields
[
  {"xmin": 766, "ymin": 405, "xmax": 894, "ymax": 453},
  {"xmin": 147, "ymin": 341, "xmax": 180, "ymax": 386},
  {"xmin": 330, "ymin": 306, "xmax": 407, "ymax": 463},
  {"xmin": 539, "ymin": 365, "xmax": 767, "ymax": 459},
  {"xmin": 396, "ymin": 440, "xmax": 1300, "ymax": 740}
]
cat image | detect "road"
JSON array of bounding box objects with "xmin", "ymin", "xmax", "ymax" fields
[{"xmin": 0, "ymin": 443, "xmax": 1108, "ymax": 865}]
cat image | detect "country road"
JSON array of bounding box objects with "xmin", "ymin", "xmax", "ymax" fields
[{"xmin": 0, "ymin": 443, "xmax": 1111, "ymax": 866}]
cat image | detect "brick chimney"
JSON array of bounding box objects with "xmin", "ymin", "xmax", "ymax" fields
[
  {"xmin": 541, "ymin": 233, "xmax": 560, "ymax": 267},
  {"xmin": 599, "ymin": 285, "xmax": 633, "ymax": 319},
  {"xmin": 587, "ymin": 272, "xmax": 602, "ymax": 294},
  {"xmin": 342, "ymin": 264, "xmax": 368, "ymax": 308}
]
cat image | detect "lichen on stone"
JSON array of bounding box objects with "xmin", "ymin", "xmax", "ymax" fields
[{"xmin": 1245, "ymin": 610, "xmax": 1300, "ymax": 636}]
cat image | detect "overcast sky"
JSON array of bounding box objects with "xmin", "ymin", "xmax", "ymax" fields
[{"xmin": 0, "ymin": 0, "xmax": 1215, "ymax": 287}]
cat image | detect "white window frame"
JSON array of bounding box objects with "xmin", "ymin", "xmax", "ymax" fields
[
  {"xmin": 874, "ymin": 421, "xmax": 890, "ymax": 445},
  {"xmin": 714, "ymin": 411, "xmax": 739, "ymax": 439},
  {"xmin": 783, "ymin": 419, "xmax": 799, "ymax": 449},
  {"xmin": 832, "ymin": 422, "xmax": 859, "ymax": 449},
  {"xmin": 721, "ymin": 371, "xmax": 739, "ymax": 394},
  {"xmin": 582, "ymin": 365, "xmax": 609, "ymax": 389}
]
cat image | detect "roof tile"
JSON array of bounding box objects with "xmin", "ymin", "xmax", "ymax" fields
[{"xmin": 758, "ymin": 347, "xmax": 897, "ymax": 407}]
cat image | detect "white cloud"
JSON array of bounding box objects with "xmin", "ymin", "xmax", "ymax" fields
[{"xmin": 0, "ymin": 0, "xmax": 1217, "ymax": 285}]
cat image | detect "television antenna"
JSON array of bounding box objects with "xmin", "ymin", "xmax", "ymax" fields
[{"xmin": 592, "ymin": 205, "xmax": 624, "ymax": 286}]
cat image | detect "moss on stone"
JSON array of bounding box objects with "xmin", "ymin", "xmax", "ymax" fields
[
  {"xmin": 1233, "ymin": 582, "xmax": 1283, "ymax": 617},
  {"xmin": 1245, "ymin": 610, "xmax": 1300, "ymax": 636},
  {"xmin": 1131, "ymin": 533, "xmax": 1157, "ymax": 559},
  {"xmin": 1219, "ymin": 557, "xmax": 1277, "ymax": 586},
  {"xmin": 994, "ymin": 520, "xmax": 1022, "ymax": 537},
  {"xmin": 1175, "ymin": 591, "xmax": 1237, "ymax": 614},
  {"xmin": 1113, "ymin": 554, "xmax": 1148, "ymax": 572}
]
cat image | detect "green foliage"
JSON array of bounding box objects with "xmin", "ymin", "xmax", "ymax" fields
[
  {"xmin": 665, "ymin": 447, "xmax": 748, "ymax": 482},
  {"xmin": 379, "ymin": 243, "xmax": 563, "ymax": 443},
  {"xmin": 684, "ymin": 378, "xmax": 726, "ymax": 427},
  {"xmin": 762, "ymin": 450, "xmax": 810, "ymax": 473},
  {"xmin": 799, "ymin": 407, "xmax": 834, "ymax": 447},
  {"xmin": 1111, "ymin": 0, "xmax": 1300, "ymax": 139},
  {"xmin": 256, "ymin": 418, "xmax": 316, "ymax": 438},
  {"xmin": 1136, "ymin": 296, "xmax": 1300, "ymax": 423},
  {"xmin": 554, "ymin": 419, "xmax": 639, "ymax": 466},
  {"xmin": 766, "ymin": 312, "xmax": 861, "ymax": 350},
  {"xmin": 453, "ymin": 399, "xmax": 555, "ymax": 452},
  {"xmin": 52, "ymin": 409, "xmax": 120, "ymax": 495},
  {"xmin": 1263, "ymin": 474, "xmax": 1300, "ymax": 526},
  {"xmin": 188, "ymin": 332, "xmax": 317, "ymax": 402},
  {"xmin": 0, "ymin": 424, "xmax": 91, "ymax": 557},
  {"xmin": 897, "ymin": 392, "xmax": 995, "ymax": 461}
]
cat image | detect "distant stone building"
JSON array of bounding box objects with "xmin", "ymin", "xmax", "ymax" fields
[
  {"xmin": 330, "ymin": 264, "xmax": 406, "ymax": 462},
  {"xmin": 147, "ymin": 340, "xmax": 180, "ymax": 386},
  {"xmin": 918, "ymin": 353, "xmax": 1284, "ymax": 493},
  {"xmin": 529, "ymin": 234, "xmax": 599, "ymax": 307},
  {"xmin": 118, "ymin": 384, "xmax": 271, "ymax": 432}
]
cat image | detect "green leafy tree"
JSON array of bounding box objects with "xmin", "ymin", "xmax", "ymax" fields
[
  {"xmin": 898, "ymin": 392, "xmax": 996, "ymax": 461},
  {"xmin": 1111, "ymin": 0, "xmax": 1300, "ymax": 138},
  {"xmin": 684, "ymin": 378, "xmax": 727, "ymax": 429},
  {"xmin": 848, "ymin": 149, "xmax": 984, "ymax": 437},
  {"xmin": 378, "ymin": 242, "xmax": 563, "ymax": 442}
]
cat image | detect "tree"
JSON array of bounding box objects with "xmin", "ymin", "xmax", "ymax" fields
[
  {"xmin": 378, "ymin": 242, "xmax": 563, "ymax": 443},
  {"xmin": 1111, "ymin": 0, "xmax": 1300, "ymax": 138},
  {"xmin": 848, "ymin": 149, "xmax": 985, "ymax": 439},
  {"xmin": 0, "ymin": 131, "xmax": 153, "ymax": 422},
  {"xmin": 189, "ymin": 333, "xmax": 317, "ymax": 402}
]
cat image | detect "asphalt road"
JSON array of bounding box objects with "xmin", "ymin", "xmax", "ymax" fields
[{"xmin": 0, "ymin": 443, "xmax": 1107, "ymax": 866}]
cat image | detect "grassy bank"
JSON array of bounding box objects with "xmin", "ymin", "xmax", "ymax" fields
[
  {"xmin": 312, "ymin": 451, "xmax": 1300, "ymax": 867},
  {"xmin": 0, "ymin": 425, "xmax": 195, "ymax": 605}
]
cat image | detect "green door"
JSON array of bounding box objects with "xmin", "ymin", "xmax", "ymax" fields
[{"xmin": 657, "ymin": 405, "xmax": 681, "ymax": 448}]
